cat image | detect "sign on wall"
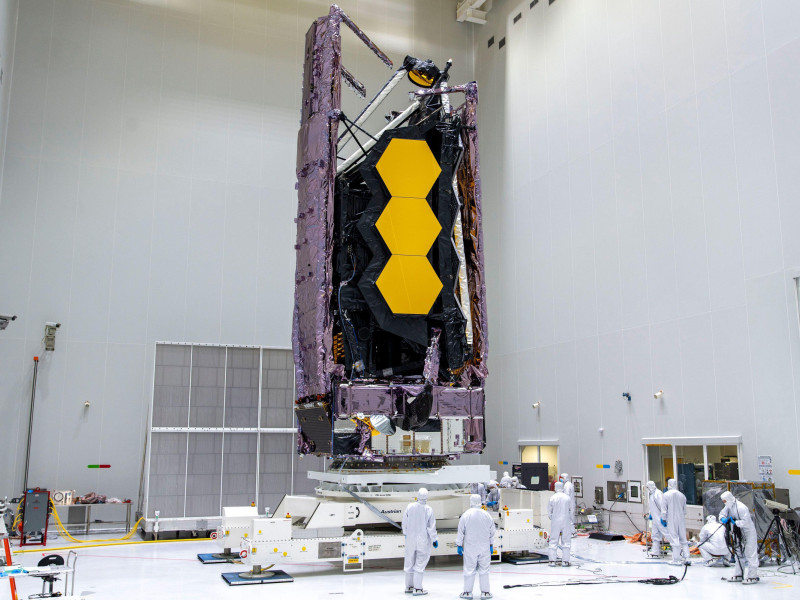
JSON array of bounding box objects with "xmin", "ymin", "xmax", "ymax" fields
[{"xmin": 758, "ymin": 455, "xmax": 773, "ymax": 483}]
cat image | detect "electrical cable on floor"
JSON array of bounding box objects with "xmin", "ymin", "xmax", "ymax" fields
[
  {"xmin": 749, "ymin": 568, "xmax": 788, "ymax": 578},
  {"xmin": 503, "ymin": 563, "xmax": 688, "ymax": 588},
  {"xmin": 576, "ymin": 565, "xmax": 603, "ymax": 575},
  {"xmin": 776, "ymin": 563, "xmax": 800, "ymax": 575},
  {"xmin": 46, "ymin": 498, "xmax": 145, "ymax": 544}
]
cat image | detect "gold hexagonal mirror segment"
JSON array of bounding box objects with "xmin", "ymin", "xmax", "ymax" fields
[
  {"xmin": 375, "ymin": 197, "xmax": 441, "ymax": 256},
  {"xmin": 375, "ymin": 138, "xmax": 442, "ymax": 199},
  {"xmin": 376, "ymin": 255, "xmax": 443, "ymax": 315}
]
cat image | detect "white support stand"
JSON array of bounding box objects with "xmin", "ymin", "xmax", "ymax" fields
[{"xmin": 234, "ymin": 467, "xmax": 550, "ymax": 578}]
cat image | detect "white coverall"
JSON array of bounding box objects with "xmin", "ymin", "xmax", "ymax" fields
[
  {"xmin": 470, "ymin": 482, "xmax": 486, "ymax": 503},
  {"xmin": 500, "ymin": 472, "xmax": 512, "ymax": 488},
  {"xmin": 561, "ymin": 474, "xmax": 575, "ymax": 523},
  {"xmin": 548, "ymin": 482, "xmax": 572, "ymax": 564},
  {"xmin": 402, "ymin": 490, "xmax": 438, "ymax": 591},
  {"xmin": 719, "ymin": 491, "xmax": 758, "ymax": 580},
  {"xmin": 698, "ymin": 516, "xmax": 730, "ymax": 563},
  {"xmin": 663, "ymin": 479, "xmax": 689, "ymax": 563},
  {"xmin": 456, "ymin": 494, "xmax": 496, "ymax": 596},
  {"xmin": 511, "ymin": 476, "xmax": 526, "ymax": 489},
  {"xmin": 647, "ymin": 481, "xmax": 669, "ymax": 556}
]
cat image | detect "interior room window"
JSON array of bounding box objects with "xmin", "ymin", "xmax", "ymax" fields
[
  {"xmin": 675, "ymin": 445, "xmax": 704, "ymax": 505},
  {"xmin": 646, "ymin": 442, "xmax": 740, "ymax": 506},
  {"xmin": 521, "ymin": 445, "xmax": 559, "ymax": 486},
  {"xmin": 707, "ymin": 445, "xmax": 739, "ymax": 481},
  {"xmin": 646, "ymin": 445, "xmax": 673, "ymax": 490}
]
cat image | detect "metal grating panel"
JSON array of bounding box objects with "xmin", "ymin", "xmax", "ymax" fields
[
  {"xmin": 151, "ymin": 345, "xmax": 191, "ymax": 427},
  {"xmin": 190, "ymin": 346, "xmax": 225, "ymax": 427},
  {"xmin": 225, "ymin": 348, "xmax": 260, "ymax": 427},
  {"xmin": 142, "ymin": 344, "xmax": 298, "ymax": 521},
  {"xmin": 222, "ymin": 434, "xmax": 258, "ymax": 509},
  {"xmin": 145, "ymin": 432, "xmax": 187, "ymax": 518}
]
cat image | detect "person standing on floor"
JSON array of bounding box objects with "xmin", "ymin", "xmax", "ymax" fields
[
  {"xmin": 547, "ymin": 481, "xmax": 572, "ymax": 567},
  {"xmin": 719, "ymin": 491, "xmax": 759, "ymax": 584},
  {"xmin": 402, "ymin": 488, "xmax": 438, "ymax": 596},
  {"xmin": 646, "ymin": 480, "xmax": 669, "ymax": 558},
  {"xmin": 456, "ymin": 494, "xmax": 496, "ymax": 599},
  {"xmin": 663, "ymin": 478, "xmax": 690, "ymax": 565}
]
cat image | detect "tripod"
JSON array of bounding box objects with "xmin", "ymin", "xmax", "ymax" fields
[{"xmin": 758, "ymin": 508, "xmax": 798, "ymax": 574}]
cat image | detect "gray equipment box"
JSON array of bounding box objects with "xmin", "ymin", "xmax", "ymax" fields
[{"xmin": 21, "ymin": 490, "xmax": 50, "ymax": 545}]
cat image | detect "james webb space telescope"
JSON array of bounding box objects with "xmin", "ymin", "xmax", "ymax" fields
[
  {"xmin": 209, "ymin": 8, "xmax": 546, "ymax": 584},
  {"xmin": 293, "ymin": 8, "xmax": 489, "ymax": 474}
]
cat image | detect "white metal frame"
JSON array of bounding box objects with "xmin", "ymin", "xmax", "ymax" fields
[
  {"xmin": 142, "ymin": 342, "xmax": 296, "ymax": 520},
  {"xmin": 641, "ymin": 436, "xmax": 743, "ymax": 504}
]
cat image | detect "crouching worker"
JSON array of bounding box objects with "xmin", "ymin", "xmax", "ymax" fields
[{"xmin": 696, "ymin": 515, "xmax": 731, "ymax": 567}]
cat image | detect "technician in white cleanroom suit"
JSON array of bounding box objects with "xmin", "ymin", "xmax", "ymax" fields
[
  {"xmin": 560, "ymin": 474, "xmax": 575, "ymax": 523},
  {"xmin": 646, "ymin": 480, "xmax": 669, "ymax": 557},
  {"xmin": 663, "ymin": 478, "xmax": 690, "ymax": 564},
  {"xmin": 500, "ymin": 472, "xmax": 512, "ymax": 488},
  {"xmin": 456, "ymin": 494, "xmax": 496, "ymax": 600},
  {"xmin": 402, "ymin": 488, "xmax": 439, "ymax": 596},
  {"xmin": 719, "ymin": 490, "xmax": 759, "ymax": 583},
  {"xmin": 547, "ymin": 481, "xmax": 572, "ymax": 566},
  {"xmin": 696, "ymin": 515, "xmax": 731, "ymax": 566},
  {"xmin": 511, "ymin": 476, "xmax": 526, "ymax": 489},
  {"xmin": 485, "ymin": 481, "xmax": 500, "ymax": 509}
]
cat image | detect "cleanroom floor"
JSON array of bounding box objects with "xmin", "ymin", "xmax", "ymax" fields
[{"xmin": 8, "ymin": 532, "xmax": 797, "ymax": 600}]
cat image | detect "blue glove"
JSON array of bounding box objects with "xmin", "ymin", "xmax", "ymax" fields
[
  {"xmin": 457, "ymin": 546, "xmax": 463, "ymax": 556},
  {"xmin": 661, "ymin": 519, "xmax": 667, "ymax": 527},
  {"xmin": 648, "ymin": 515, "xmax": 652, "ymax": 521},
  {"xmin": 721, "ymin": 517, "xmax": 732, "ymax": 524},
  {"xmin": 490, "ymin": 545, "xmax": 494, "ymax": 554},
  {"xmin": 433, "ymin": 540, "xmax": 438, "ymax": 549}
]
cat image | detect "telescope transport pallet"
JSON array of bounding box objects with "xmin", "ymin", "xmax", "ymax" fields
[
  {"xmin": 233, "ymin": 507, "xmax": 548, "ymax": 583},
  {"xmin": 228, "ymin": 527, "xmax": 547, "ymax": 584},
  {"xmin": 201, "ymin": 472, "xmax": 553, "ymax": 584}
]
